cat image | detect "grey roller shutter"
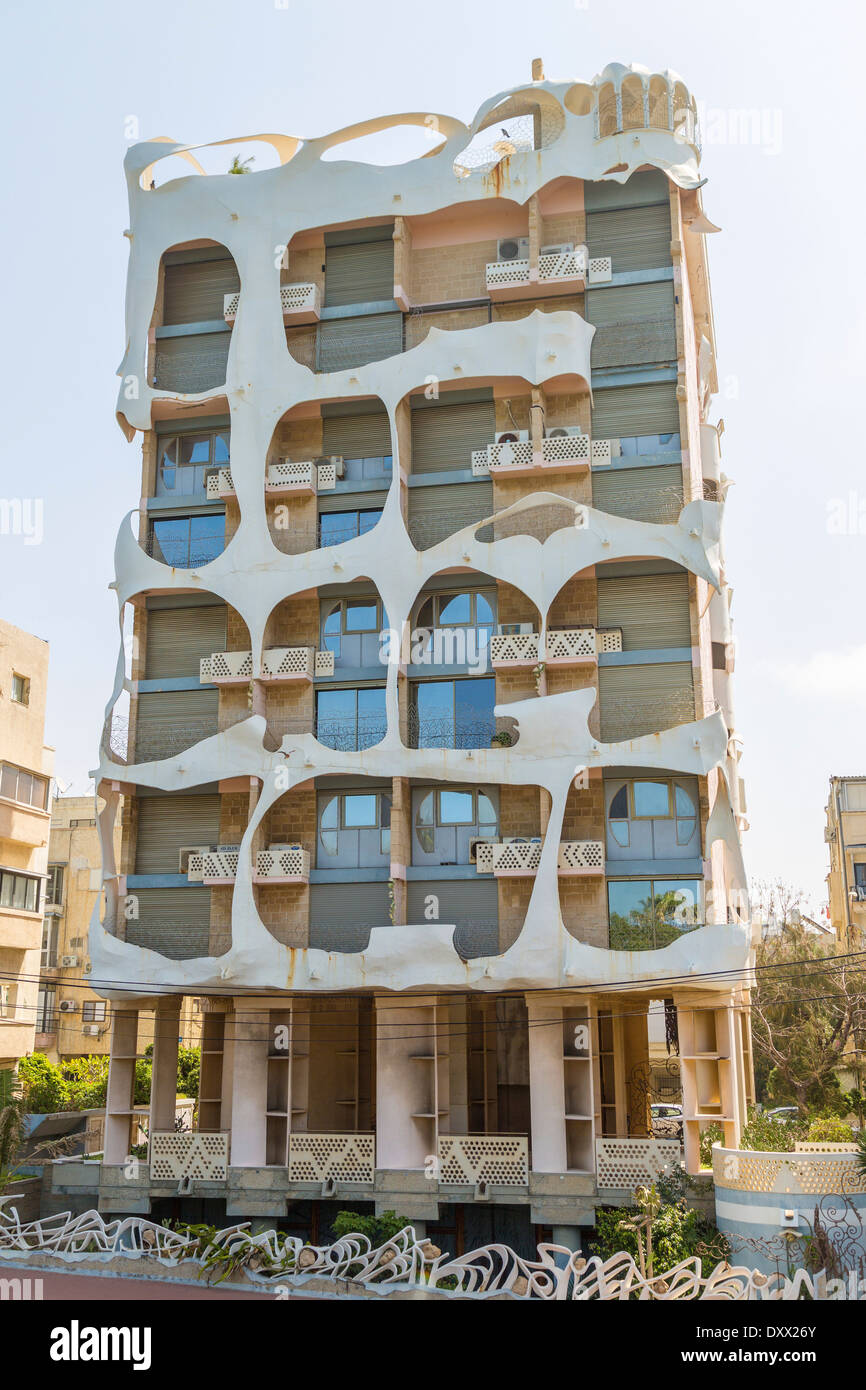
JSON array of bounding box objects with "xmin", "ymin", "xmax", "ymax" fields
[
  {"xmin": 408, "ymin": 481, "xmax": 494, "ymax": 549},
  {"xmin": 592, "ymin": 464, "xmax": 683, "ymax": 523},
  {"xmin": 316, "ymin": 313, "xmax": 402, "ymax": 371},
  {"xmin": 125, "ymin": 887, "xmax": 212, "ymax": 960},
  {"xmin": 309, "ymin": 881, "xmax": 390, "ymax": 952},
  {"xmin": 153, "ymin": 332, "xmax": 230, "ymax": 394},
  {"xmin": 585, "ymin": 282, "xmax": 675, "ymax": 367},
  {"xmin": 599, "ymin": 662, "xmax": 695, "ymax": 741},
  {"xmin": 324, "ymin": 240, "xmax": 394, "ymax": 307},
  {"xmin": 317, "ymin": 488, "xmax": 388, "ymax": 516},
  {"xmin": 411, "ymin": 400, "xmax": 495, "ymax": 475},
  {"xmin": 406, "ymin": 879, "xmax": 499, "ymax": 959},
  {"xmin": 134, "ymin": 793, "xmax": 221, "ymax": 874},
  {"xmin": 586, "ymin": 203, "xmax": 672, "ymax": 272},
  {"xmin": 145, "ymin": 606, "xmax": 227, "ymax": 679},
  {"xmin": 591, "ymin": 382, "xmax": 679, "ymax": 439},
  {"xmin": 163, "ymin": 255, "xmax": 240, "ymax": 325},
  {"xmin": 584, "ymin": 169, "xmax": 671, "ymax": 211},
  {"xmin": 322, "ymin": 410, "xmax": 391, "ymax": 457},
  {"xmin": 597, "ymin": 574, "xmax": 691, "ymax": 650},
  {"xmin": 134, "ymin": 690, "xmax": 219, "ymax": 766}
]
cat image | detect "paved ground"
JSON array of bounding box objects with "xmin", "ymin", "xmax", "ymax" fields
[{"xmin": 0, "ymin": 1263, "xmax": 290, "ymax": 1300}]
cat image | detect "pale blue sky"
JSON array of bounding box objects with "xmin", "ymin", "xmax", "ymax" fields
[{"xmin": 0, "ymin": 0, "xmax": 862, "ymax": 908}]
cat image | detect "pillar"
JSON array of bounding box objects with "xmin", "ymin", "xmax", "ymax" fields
[
  {"xmin": 229, "ymin": 1000, "xmax": 270, "ymax": 1166},
  {"xmin": 149, "ymin": 996, "xmax": 182, "ymax": 1135},
  {"xmin": 104, "ymin": 1008, "xmax": 139, "ymax": 1164},
  {"xmin": 375, "ymin": 996, "xmax": 438, "ymax": 1170},
  {"xmin": 526, "ymin": 995, "xmax": 566, "ymax": 1172}
]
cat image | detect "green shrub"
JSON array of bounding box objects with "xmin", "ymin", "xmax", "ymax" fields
[
  {"xmin": 17, "ymin": 1054, "xmax": 69, "ymax": 1113},
  {"xmin": 330, "ymin": 1209, "xmax": 409, "ymax": 1246},
  {"xmin": 740, "ymin": 1108, "xmax": 807, "ymax": 1153},
  {"xmin": 591, "ymin": 1198, "xmax": 728, "ymax": 1279},
  {"xmin": 699, "ymin": 1122, "xmax": 724, "ymax": 1168},
  {"xmin": 61, "ymin": 1056, "xmax": 109, "ymax": 1111},
  {"xmin": 805, "ymin": 1115, "xmax": 855, "ymax": 1144}
]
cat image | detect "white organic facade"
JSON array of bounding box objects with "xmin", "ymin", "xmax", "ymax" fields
[{"xmin": 92, "ymin": 60, "xmax": 753, "ymax": 1231}]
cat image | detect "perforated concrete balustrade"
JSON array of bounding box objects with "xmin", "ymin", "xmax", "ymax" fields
[
  {"xmin": 471, "ymin": 436, "xmax": 614, "ymax": 477},
  {"xmin": 206, "ymin": 459, "xmax": 336, "ymax": 500},
  {"xmin": 200, "ymin": 647, "xmax": 334, "ymax": 684},
  {"xmin": 490, "ymin": 627, "xmax": 619, "ymax": 667},
  {"xmin": 486, "ymin": 246, "xmax": 590, "ymax": 291},
  {"xmin": 223, "ymin": 282, "xmax": 321, "ymax": 325},
  {"xmin": 188, "ymin": 846, "xmax": 311, "ymax": 885},
  {"xmin": 438, "ymin": 1135, "xmax": 530, "ymax": 1186},
  {"xmin": 595, "ymin": 1137, "xmax": 683, "ymax": 1189},
  {"xmin": 287, "ymin": 1133, "xmax": 376, "ymax": 1183},
  {"xmin": 712, "ymin": 1144, "xmax": 866, "ymax": 1196},
  {"xmin": 474, "ymin": 840, "xmax": 605, "ymax": 876},
  {"xmin": 149, "ymin": 1131, "xmax": 229, "ymax": 1182}
]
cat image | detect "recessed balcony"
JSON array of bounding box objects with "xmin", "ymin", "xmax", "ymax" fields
[
  {"xmin": 472, "ymin": 433, "xmax": 614, "ymax": 478},
  {"xmin": 474, "ymin": 839, "xmax": 605, "ymax": 877},
  {"xmin": 199, "ymin": 647, "xmax": 334, "ymax": 685},
  {"xmin": 485, "ymin": 245, "xmax": 612, "ymax": 301},
  {"xmin": 490, "ymin": 626, "xmax": 622, "ymax": 669},
  {"xmin": 222, "ymin": 282, "xmax": 321, "ymax": 327},
  {"xmin": 187, "ymin": 844, "xmax": 311, "ymax": 886}
]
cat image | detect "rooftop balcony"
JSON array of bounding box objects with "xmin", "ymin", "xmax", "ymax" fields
[
  {"xmin": 489, "ymin": 626, "xmax": 622, "ymax": 669},
  {"xmin": 485, "ymin": 244, "xmax": 612, "ymax": 301},
  {"xmin": 206, "ymin": 458, "xmax": 339, "ymax": 501},
  {"xmin": 199, "ymin": 647, "xmax": 334, "ymax": 685},
  {"xmin": 472, "ymin": 433, "xmax": 614, "ymax": 477},
  {"xmin": 186, "ymin": 844, "xmax": 311, "ymax": 886},
  {"xmin": 222, "ymin": 282, "xmax": 321, "ymax": 327},
  {"xmin": 474, "ymin": 840, "xmax": 605, "ymax": 877}
]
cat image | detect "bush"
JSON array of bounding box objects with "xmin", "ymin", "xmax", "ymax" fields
[
  {"xmin": 17, "ymin": 1054, "xmax": 69, "ymax": 1113},
  {"xmin": 805, "ymin": 1115, "xmax": 855, "ymax": 1144},
  {"xmin": 330, "ymin": 1209, "xmax": 410, "ymax": 1246},
  {"xmin": 591, "ymin": 1198, "xmax": 728, "ymax": 1279},
  {"xmin": 61, "ymin": 1056, "xmax": 109, "ymax": 1111},
  {"xmin": 699, "ymin": 1123, "xmax": 724, "ymax": 1168},
  {"xmin": 740, "ymin": 1108, "xmax": 807, "ymax": 1153}
]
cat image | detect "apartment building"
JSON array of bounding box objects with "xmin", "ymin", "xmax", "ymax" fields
[
  {"xmin": 92, "ymin": 60, "xmax": 753, "ymax": 1248},
  {"xmin": 825, "ymin": 776, "xmax": 866, "ymax": 949},
  {"xmin": 38, "ymin": 796, "xmax": 201, "ymax": 1062},
  {"xmin": 0, "ymin": 619, "xmax": 53, "ymax": 1080}
]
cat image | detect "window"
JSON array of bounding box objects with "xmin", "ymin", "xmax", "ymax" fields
[
  {"xmin": 632, "ymin": 781, "xmax": 670, "ymax": 818},
  {"xmin": 156, "ymin": 430, "xmax": 229, "ymax": 498},
  {"xmin": 318, "ymin": 509, "xmax": 383, "ymax": 548},
  {"xmin": 854, "ymin": 864, "xmax": 866, "ymax": 901},
  {"xmin": 618, "ymin": 431, "xmax": 680, "ymax": 458},
  {"xmin": 341, "ymin": 454, "xmax": 392, "ymax": 483},
  {"xmin": 82, "ymin": 1000, "xmax": 107, "ymax": 1023},
  {"xmin": 414, "ymin": 590, "xmax": 495, "ymax": 665},
  {"xmin": 36, "ymin": 986, "xmax": 56, "ymax": 1032},
  {"xmin": 46, "ymin": 864, "xmax": 64, "ymax": 904},
  {"xmin": 318, "ymin": 790, "xmax": 391, "ymax": 859},
  {"xmin": 321, "ymin": 596, "xmax": 389, "ymax": 667},
  {"xmin": 149, "ymin": 514, "xmax": 225, "ymax": 568},
  {"xmin": 411, "ymin": 678, "xmax": 496, "ymax": 749},
  {"xmin": 0, "ymin": 869, "xmax": 41, "ymax": 913},
  {"xmin": 0, "ymin": 762, "xmax": 49, "ymax": 809},
  {"xmin": 608, "ymin": 878, "xmax": 702, "ymax": 949},
  {"xmin": 606, "ymin": 778, "xmax": 698, "ymax": 854},
  {"xmin": 315, "ymin": 687, "xmax": 387, "ymax": 751},
  {"xmin": 11, "ymin": 673, "xmax": 29, "ymax": 705},
  {"xmin": 41, "ymin": 917, "xmax": 57, "ymax": 968},
  {"xmin": 414, "ymin": 787, "xmax": 497, "ymax": 857}
]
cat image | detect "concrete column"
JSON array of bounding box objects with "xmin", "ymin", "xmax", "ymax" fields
[
  {"xmin": 622, "ymin": 1000, "xmax": 651, "ymax": 1137},
  {"xmin": 229, "ymin": 1001, "xmax": 270, "ymax": 1166},
  {"xmin": 149, "ymin": 996, "xmax": 182, "ymax": 1135},
  {"xmin": 104, "ymin": 1008, "xmax": 139, "ymax": 1164},
  {"xmin": 526, "ymin": 995, "xmax": 566, "ymax": 1172},
  {"xmin": 375, "ymin": 996, "xmax": 437, "ymax": 1170}
]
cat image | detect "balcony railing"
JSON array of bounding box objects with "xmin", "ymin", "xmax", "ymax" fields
[
  {"xmin": 187, "ymin": 846, "xmax": 311, "ymax": 885},
  {"xmin": 595, "ymin": 1137, "xmax": 683, "ymax": 1190},
  {"xmin": 474, "ymin": 840, "xmax": 605, "ymax": 876},
  {"xmin": 438, "ymin": 1134, "xmax": 529, "ymax": 1186},
  {"xmin": 471, "ymin": 434, "xmax": 614, "ymax": 477},
  {"xmin": 288, "ymin": 1132, "xmax": 375, "ymax": 1184},
  {"xmin": 208, "ymin": 459, "xmax": 337, "ymax": 501},
  {"xmin": 200, "ymin": 647, "xmax": 334, "ymax": 685},
  {"xmin": 149, "ymin": 1131, "xmax": 229, "ymax": 1182},
  {"xmin": 222, "ymin": 282, "xmax": 321, "ymax": 326},
  {"xmin": 103, "ymin": 717, "xmax": 221, "ymax": 765},
  {"xmin": 407, "ymin": 715, "xmax": 500, "ymax": 751},
  {"xmin": 490, "ymin": 627, "xmax": 622, "ymax": 668},
  {"xmin": 144, "ymin": 531, "xmax": 225, "ymax": 569},
  {"xmin": 485, "ymin": 246, "xmax": 612, "ymax": 298}
]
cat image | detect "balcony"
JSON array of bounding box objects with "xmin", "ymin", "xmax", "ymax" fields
[
  {"xmin": 187, "ymin": 845, "xmax": 311, "ymax": 886},
  {"xmin": 149, "ymin": 1130, "xmax": 229, "ymax": 1182},
  {"xmin": 472, "ymin": 434, "xmax": 614, "ymax": 477},
  {"xmin": 595, "ymin": 1137, "xmax": 683, "ymax": 1190},
  {"xmin": 485, "ymin": 246, "xmax": 612, "ymax": 301},
  {"xmin": 0, "ymin": 799, "xmax": 50, "ymax": 848},
  {"xmin": 208, "ymin": 459, "xmax": 338, "ymax": 501},
  {"xmin": 474, "ymin": 840, "xmax": 605, "ymax": 877},
  {"xmin": 222, "ymin": 282, "xmax": 321, "ymax": 327},
  {"xmin": 287, "ymin": 1132, "xmax": 376, "ymax": 1184},
  {"xmin": 437, "ymin": 1134, "xmax": 529, "ymax": 1186},
  {"xmin": 490, "ymin": 626, "xmax": 622, "ymax": 669},
  {"xmin": 199, "ymin": 647, "xmax": 335, "ymax": 685}
]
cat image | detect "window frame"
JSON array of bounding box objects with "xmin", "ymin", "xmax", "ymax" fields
[
  {"xmin": 82, "ymin": 1000, "xmax": 107, "ymax": 1023},
  {"xmin": 0, "ymin": 868, "xmax": 42, "ymax": 914},
  {"xmin": 155, "ymin": 428, "xmax": 230, "ymax": 499},
  {"xmin": 11, "ymin": 673, "xmax": 30, "ymax": 706},
  {"xmin": 318, "ymin": 508, "xmax": 384, "ymax": 549},
  {"xmin": 315, "ymin": 685, "xmax": 388, "ymax": 751},
  {"xmin": 0, "ymin": 762, "xmax": 49, "ymax": 811},
  {"xmin": 410, "ymin": 675, "xmax": 497, "ymax": 749}
]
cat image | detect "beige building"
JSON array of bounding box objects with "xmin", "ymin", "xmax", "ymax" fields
[
  {"xmin": 0, "ymin": 619, "xmax": 53, "ymax": 1079},
  {"xmin": 825, "ymin": 775, "xmax": 866, "ymax": 949},
  {"xmin": 38, "ymin": 795, "xmax": 201, "ymax": 1062}
]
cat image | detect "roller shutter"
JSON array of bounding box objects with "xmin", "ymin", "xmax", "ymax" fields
[
  {"xmin": 585, "ymin": 282, "xmax": 675, "ymax": 367},
  {"xmin": 134, "ymin": 793, "xmax": 221, "ymax": 874},
  {"xmin": 586, "ymin": 202, "xmax": 672, "ymax": 272},
  {"xmin": 408, "ymin": 481, "xmax": 494, "ymax": 549},
  {"xmin": 599, "ymin": 662, "xmax": 695, "ymax": 742},
  {"xmin": 592, "ymin": 464, "xmax": 683, "ymax": 523},
  {"xmin": 584, "ymin": 170, "xmax": 671, "ymax": 211},
  {"xmin": 406, "ymin": 879, "xmax": 500, "ymax": 959},
  {"xmin": 134, "ymin": 688, "xmax": 219, "ymax": 765},
  {"xmin": 309, "ymin": 881, "xmax": 390, "ymax": 952},
  {"xmin": 591, "ymin": 382, "xmax": 679, "ymax": 439},
  {"xmin": 163, "ymin": 254, "xmax": 240, "ymax": 325},
  {"xmin": 316, "ymin": 313, "xmax": 402, "ymax": 371},
  {"xmin": 322, "ymin": 410, "xmax": 391, "ymax": 457},
  {"xmin": 317, "ymin": 488, "xmax": 388, "ymax": 516},
  {"xmin": 597, "ymin": 574, "xmax": 691, "ymax": 650},
  {"xmin": 324, "ymin": 240, "xmax": 394, "ymax": 307},
  {"xmin": 145, "ymin": 606, "xmax": 227, "ymax": 679},
  {"xmin": 125, "ymin": 887, "xmax": 212, "ymax": 960},
  {"xmin": 411, "ymin": 399, "xmax": 495, "ymax": 475},
  {"xmin": 153, "ymin": 332, "xmax": 230, "ymax": 394}
]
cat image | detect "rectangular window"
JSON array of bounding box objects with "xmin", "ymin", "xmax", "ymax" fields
[
  {"xmin": 156, "ymin": 430, "xmax": 230, "ymax": 499},
  {"xmin": 0, "ymin": 869, "xmax": 41, "ymax": 913},
  {"xmin": 11, "ymin": 673, "xmax": 30, "ymax": 705},
  {"xmin": 0, "ymin": 762, "xmax": 48, "ymax": 809},
  {"xmin": 46, "ymin": 864, "xmax": 64, "ymax": 904},
  {"xmin": 316, "ymin": 687, "xmax": 387, "ymax": 751},
  {"xmin": 36, "ymin": 986, "xmax": 56, "ymax": 1032},
  {"xmin": 150, "ymin": 513, "xmax": 225, "ymax": 568},
  {"xmin": 318, "ymin": 509, "xmax": 383, "ymax": 548},
  {"xmin": 608, "ymin": 878, "xmax": 702, "ymax": 950},
  {"xmin": 82, "ymin": 1000, "xmax": 107, "ymax": 1023},
  {"xmin": 411, "ymin": 677, "xmax": 496, "ymax": 749},
  {"xmin": 41, "ymin": 917, "xmax": 57, "ymax": 968}
]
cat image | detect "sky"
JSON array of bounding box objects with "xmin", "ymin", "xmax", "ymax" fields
[{"xmin": 0, "ymin": 0, "xmax": 862, "ymax": 911}]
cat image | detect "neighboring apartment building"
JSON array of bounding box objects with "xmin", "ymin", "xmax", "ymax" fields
[
  {"xmin": 825, "ymin": 775, "xmax": 866, "ymax": 948},
  {"xmin": 38, "ymin": 796, "xmax": 201, "ymax": 1062},
  {"xmin": 0, "ymin": 619, "xmax": 53, "ymax": 1080},
  {"xmin": 91, "ymin": 60, "xmax": 753, "ymax": 1248}
]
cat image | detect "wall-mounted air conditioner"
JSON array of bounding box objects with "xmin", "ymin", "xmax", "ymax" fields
[
  {"xmin": 498, "ymin": 622, "xmax": 534, "ymax": 635},
  {"xmin": 469, "ymin": 837, "xmax": 491, "ymax": 862},
  {"xmin": 178, "ymin": 846, "xmax": 211, "ymax": 874},
  {"xmin": 540, "ymin": 242, "xmax": 574, "ymax": 257},
  {"xmin": 315, "ymin": 454, "xmax": 345, "ymax": 477},
  {"xmin": 546, "ymin": 426, "xmax": 584, "ymax": 439},
  {"xmin": 82, "ymin": 1024, "xmax": 101, "ymax": 1037},
  {"xmin": 58, "ymin": 999, "xmax": 78, "ymax": 1013},
  {"xmin": 60, "ymin": 955, "xmax": 79, "ymax": 969},
  {"xmin": 494, "ymin": 430, "xmax": 529, "ymax": 446},
  {"xmin": 496, "ymin": 237, "xmax": 529, "ymax": 261}
]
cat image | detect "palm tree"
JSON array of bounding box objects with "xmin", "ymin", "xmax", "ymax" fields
[{"xmin": 228, "ymin": 154, "xmax": 254, "ymax": 175}]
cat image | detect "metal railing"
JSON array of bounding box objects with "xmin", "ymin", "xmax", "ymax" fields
[
  {"xmin": 144, "ymin": 532, "xmax": 226, "ymax": 570},
  {"xmin": 103, "ymin": 716, "xmax": 228, "ymax": 765},
  {"xmin": 406, "ymin": 715, "xmax": 501, "ymax": 750},
  {"xmin": 608, "ymin": 918, "xmax": 703, "ymax": 951},
  {"xmin": 599, "ymin": 693, "xmax": 697, "ymax": 744}
]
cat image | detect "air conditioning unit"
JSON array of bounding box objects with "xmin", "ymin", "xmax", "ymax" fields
[
  {"xmin": 82, "ymin": 1024, "xmax": 101, "ymax": 1037},
  {"xmin": 268, "ymin": 842, "xmax": 302, "ymax": 851},
  {"xmin": 540, "ymin": 242, "xmax": 574, "ymax": 256},
  {"xmin": 178, "ymin": 846, "xmax": 211, "ymax": 874},
  {"xmin": 469, "ymin": 837, "xmax": 491, "ymax": 863},
  {"xmin": 60, "ymin": 955, "xmax": 79, "ymax": 969},
  {"xmin": 494, "ymin": 430, "xmax": 529, "ymax": 446},
  {"xmin": 496, "ymin": 236, "xmax": 530, "ymax": 262},
  {"xmin": 58, "ymin": 999, "xmax": 78, "ymax": 1013},
  {"xmin": 546, "ymin": 425, "xmax": 584, "ymax": 439},
  {"xmin": 498, "ymin": 622, "xmax": 534, "ymax": 635},
  {"xmin": 315, "ymin": 454, "xmax": 345, "ymax": 477}
]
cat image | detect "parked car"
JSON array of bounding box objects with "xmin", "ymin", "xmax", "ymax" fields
[
  {"xmin": 766, "ymin": 1106, "xmax": 800, "ymax": 1123},
  {"xmin": 651, "ymin": 1102, "xmax": 683, "ymax": 1139}
]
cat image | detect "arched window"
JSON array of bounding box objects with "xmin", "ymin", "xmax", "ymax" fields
[
  {"xmin": 648, "ymin": 76, "xmax": 670, "ymax": 131},
  {"xmin": 621, "ymin": 76, "xmax": 645, "ymax": 131},
  {"xmin": 597, "ymin": 83, "xmax": 617, "ymax": 139}
]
